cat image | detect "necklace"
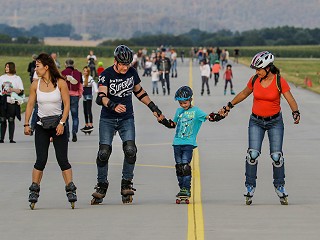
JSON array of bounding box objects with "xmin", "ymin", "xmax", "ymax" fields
[{"xmin": 43, "ymin": 79, "xmax": 50, "ymax": 87}]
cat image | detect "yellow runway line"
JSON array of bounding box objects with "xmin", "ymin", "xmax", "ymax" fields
[{"xmin": 187, "ymin": 61, "xmax": 205, "ymax": 240}]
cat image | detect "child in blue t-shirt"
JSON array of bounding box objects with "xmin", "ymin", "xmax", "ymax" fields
[{"xmin": 159, "ymin": 86, "xmax": 223, "ymax": 200}]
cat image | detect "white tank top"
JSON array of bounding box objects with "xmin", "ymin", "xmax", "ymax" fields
[{"xmin": 37, "ymin": 79, "xmax": 62, "ymax": 118}]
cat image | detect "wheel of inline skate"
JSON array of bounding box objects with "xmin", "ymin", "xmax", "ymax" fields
[
  {"xmin": 280, "ymin": 197, "xmax": 288, "ymax": 205},
  {"xmin": 71, "ymin": 202, "xmax": 75, "ymax": 209},
  {"xmin": 176, "ymin": 199, "xmax": 181, "ymax": 204},
  {"xmin": 91, "ymin": 197, "xmax": 102, "ymax": 205},
  {"xmin": 185, "ymin": 199, "xmax": 190, "ymax": 204},
  {"xmin": 29, "ymin": 202, "xmax": 35, "ymax": 210},
  {"xmin": 122, "ymin": 195, "xmax": 133, "ymax": 204},
  {"xmin": 245, "ymin": 197, "xmax": 252, "ymax": 205}
]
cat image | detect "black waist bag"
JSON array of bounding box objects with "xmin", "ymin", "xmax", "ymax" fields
[{"xmin": 40, "ymin": 115, "xmax": 61, "ymax": 129}]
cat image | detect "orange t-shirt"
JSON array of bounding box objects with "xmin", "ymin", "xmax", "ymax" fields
[
  {"xmin": 212, "ymin": 63, "xmax": 220, "ymax": 73},
  {"xmin": 247, "ymin": 75, "xmax": 290, "ymax": 117}
]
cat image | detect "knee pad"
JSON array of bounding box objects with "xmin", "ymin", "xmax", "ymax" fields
[
  {"xmin": 175, "ymin": 163, "xmax": 191, "ymax": 177},
  {"xmin": 271, "ymin": 152, "xmax": 284, "ymax": 168},
  {"xmin": 246, "ymin": 149, "xmax": 260, "ymax": 165},
  {"xmin": 123, "ymin": 140, "xmax": 137, "ymax": 164},
  {"xmin": 96, "ymin": 144, "xmax": 112, "ymax": 167}
]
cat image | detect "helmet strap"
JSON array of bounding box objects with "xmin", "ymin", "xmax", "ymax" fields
[{"xmin": 260, "ymin": 68, "xmax": 270, "ymax": 80}]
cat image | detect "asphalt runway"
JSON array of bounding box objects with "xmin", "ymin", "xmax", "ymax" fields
[{"xmin": 0, "ymin": 58, "xmax": 319, "ymax": 240}]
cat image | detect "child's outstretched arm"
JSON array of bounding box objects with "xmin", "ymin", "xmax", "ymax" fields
[
  {"xmin": 208, "ymin": 112, "xmax": 225, "ymax": 122},
  {"xmin": 158, "ymin": 118, "xmax": 176, "ymax": 128}
]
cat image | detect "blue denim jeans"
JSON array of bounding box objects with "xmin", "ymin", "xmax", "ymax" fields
[
  {"xmin": 66, "ymin": 96, "xmax": 79, "ymax": 137},
  {"xmin": 97, "ymin": 117, "xmax": 136, "ymax": 183},
  {"xmin": 246, "ymin": 113, "xmax": 285, "ymax": 187},
  {"xmin": 173, "ymin": 145, "xmax": 194, "ymax": 190}
]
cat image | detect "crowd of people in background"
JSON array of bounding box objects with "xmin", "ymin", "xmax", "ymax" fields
[{"xmin": 0, "ymin": 45, "xmax": 240, "ymax": 144}]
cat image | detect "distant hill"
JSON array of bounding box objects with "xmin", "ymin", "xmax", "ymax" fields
[{"xmin": 1, "ymin": 0, "xmax": 320, "ymax": 39}]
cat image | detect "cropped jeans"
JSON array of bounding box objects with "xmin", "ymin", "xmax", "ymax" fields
[
  {"xmin": 97, "ymin": 117, "xmax": 135, "ymax": 183},
  {"xmin": 245, "ymin": 113, "xmax": 285, "ymax": 188}
]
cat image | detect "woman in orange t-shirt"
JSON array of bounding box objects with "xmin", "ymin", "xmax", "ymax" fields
[{"xmin": 218, "ymin": 51, "xmax": 300, "ymax": 205}]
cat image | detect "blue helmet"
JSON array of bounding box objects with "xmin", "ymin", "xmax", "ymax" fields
[{"xmin": 174, "ymin": 86, "xmax": 193, "ymax": 101}]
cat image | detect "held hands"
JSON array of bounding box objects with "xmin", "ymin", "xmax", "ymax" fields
[
  {"xmin": 218, "ymin": 102, "xmax": 234, "ymax": 117},
  {"xmin": 208, "ymin": 112, "xmax": 225, "ymax": 122},
  {"xmin": 158, "ymin": 118, "xmax": 176, "ymax": 128}
]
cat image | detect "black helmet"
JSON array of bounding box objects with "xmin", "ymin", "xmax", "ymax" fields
[
  {"xmin": 174, "ymin": 86, "xmax": 193, "ymax": 101},
  {"xmin": 114, "ymin": 45, "xmax": 133, "ymax": 65}
]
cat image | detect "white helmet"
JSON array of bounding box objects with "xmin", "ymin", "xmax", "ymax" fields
[{"xmin": 250, "ymin": 51, "xmax": 274, "ymax": 69}]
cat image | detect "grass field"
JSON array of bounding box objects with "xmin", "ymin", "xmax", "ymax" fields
[{"xmin": 238, "ymin": 58, "xmax": 320, "ymax": 94}]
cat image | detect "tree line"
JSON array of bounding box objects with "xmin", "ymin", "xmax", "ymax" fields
[
  {"xmin": 100, "ymin": 26, "xmax": 320, "ymax": 47},
  {"xmin": 1, "ymin": 24, "xmax": 320, "ymax": 47}
]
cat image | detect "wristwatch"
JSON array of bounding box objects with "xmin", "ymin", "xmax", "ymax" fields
[{"xmin": 59, "ymin": 121, "xmax": 66, "ymax": 126}]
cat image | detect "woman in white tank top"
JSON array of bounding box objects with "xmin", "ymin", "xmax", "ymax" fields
[{"xmin": 24, "ymin": 53, "xmax": 77, "ymax": 209}]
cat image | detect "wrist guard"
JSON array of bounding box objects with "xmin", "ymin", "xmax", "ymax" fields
[
  {"xmin": 209, "ymin": 112, "xmax": 225, "ymax": 122},
  {"xmin": 159, "ymin": 118, "xmax": 175, "ymax": 128},
  {"xmin": 292, "ymin": 110, "xmax": 300, "ymax": 121},
  {"xmin": 148, "ymin": 101, "xmax": 162, "ymax": 116},
  {"xmin": 96, "ymin": 92, "xmax": 107, "ymax": 106},
  {"xmin": 107, "ymin": 100, "xmax": 118, "ymax": 111},
  {"xmin": 227, "ymin": 101, "xmax": 234, "ymax": 109}
]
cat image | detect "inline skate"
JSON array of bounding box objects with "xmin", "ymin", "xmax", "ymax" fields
[
  {"xmin": 275, "ymin": 185, "xmax": 288, "ymax": 205},
  {"xmin": 28, "ymin": 182, "xmax": 40, "ymax": 210},
  {"xmin": 176, "ymin": 188, "xmax": 191, "ymax": 204},
  {"xmin": 65, "ymin": 182, "xmax": 77, "ymax": 209},
  {"xmin": 244, "ymin": 185, "xmax": 255, "ymax": 205},
  {"xmin": 121, "ymin": 179, "xmax": 136, "ymax": 204},
  {"xmin": 91, "ymin": 181, "xmax": 109, "ymax": 205}
]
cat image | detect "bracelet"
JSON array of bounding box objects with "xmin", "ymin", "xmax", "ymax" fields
[
  {"xmin": 227, "ymin": 102, "xmax": 234, "ymax": 109},
  {"xmin": 24, "ymin": 124, "xmax": 30, "ymax": 127}
]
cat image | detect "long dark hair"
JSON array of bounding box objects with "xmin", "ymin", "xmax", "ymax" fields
[
  {"xmin": 5, "ymin": 62, "xmax": 16, "ymax": 74},
  {"xmin": 269, "ymin": 64, "xmax": 280, "ymax": 75},
  {"xmin": 36, "ymin": 53, "xmax": 65, "ymax": 87}
]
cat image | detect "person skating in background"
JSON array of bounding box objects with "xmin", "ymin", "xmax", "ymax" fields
[
  {"xmin": 87, "ymin": 50, "xmax": 97, "ymax": 79},
  {"xmin": 223, "ymin": 64, "xmax": 235, "ymax": 95},
  {"xmin": 199, "ymin": 59, "xmax": 211, "ymax": 96},
  {"xmin": 151, "ymin": 65, "xmax": 159, "ymax": 95},
  {"xmin": 80, "ymin": 66, "xmax": 98, "ymax": 133},
  {"xmin": 61, "ymin": 59, "xmax": 83, "ymax": 142},
  {"xmin": 97, "ymin": 61, "xmax": 105, "ymax": 77},
  {"xmin": 218, "ymin": 51, "xmax": 300, "ymax": 205},
  {"xmin": 156, "ymin": 50, "xmax": 171, "ymax": 95},
  {"xmin": 0, "ymin": 62, "xmax": 24, "ymax": 143},
  {"xmin": 212, "ymin": 60, "xmax": 221, "ymax": 86},
  {"xmin": 27, "ymin": 54, "xmax": 37, "ymax": 84}
]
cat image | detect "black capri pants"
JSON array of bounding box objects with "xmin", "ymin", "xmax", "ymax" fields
[{"xmin": 34, "ymin": 124, "xmax": 71, "ymax": 171}]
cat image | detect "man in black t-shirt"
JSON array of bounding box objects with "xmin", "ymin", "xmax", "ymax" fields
[{"xmin": 91, "ymin": 45, "xmax": 164, "ymax": 205}]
